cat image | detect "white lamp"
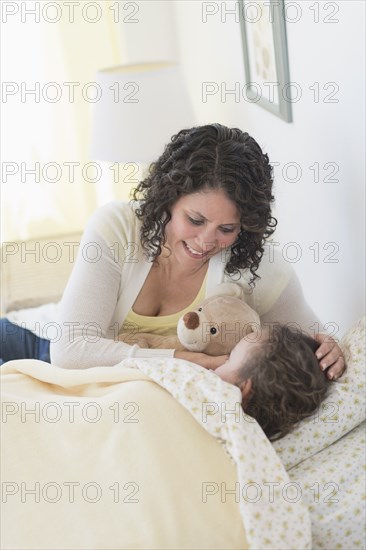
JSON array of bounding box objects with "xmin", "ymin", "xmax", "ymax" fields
[{"xmin": 90, "ymin": 62, "xmax": 196, "ymax": 164}]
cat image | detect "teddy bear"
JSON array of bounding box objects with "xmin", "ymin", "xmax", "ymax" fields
[{"xmin": 118, "ymin": 283, "xmax": 261, "ymax": 356}]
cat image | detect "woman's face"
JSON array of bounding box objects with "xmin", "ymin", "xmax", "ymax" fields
[{"xmin": 163, "ymin": 188, "xmax": 241, "ymax": 268}]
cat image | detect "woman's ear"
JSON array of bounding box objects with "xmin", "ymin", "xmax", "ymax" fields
[{"xmin": 239, "ymin": 379, "xmax": 252, "ymax": 408}]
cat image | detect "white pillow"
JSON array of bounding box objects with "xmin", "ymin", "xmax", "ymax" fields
[{"xmin": 272, "ymin": 317, "xmax": 366, "ymax": 470}]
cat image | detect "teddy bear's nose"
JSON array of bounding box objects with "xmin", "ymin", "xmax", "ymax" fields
[{"xmin": 183, "ymin": 311, "xmax": 200, "ymax": 330}]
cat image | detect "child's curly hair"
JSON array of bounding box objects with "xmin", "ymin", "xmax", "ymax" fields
[
  {"xmin": 239, "ymin": 325, "xmax": 331, "ymax": 441},
  {"xmin": 132, "ymin": 123, "xmax": 277, "ymax": 286}
]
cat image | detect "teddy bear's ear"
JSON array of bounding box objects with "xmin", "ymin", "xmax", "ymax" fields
[{"xmin": 206, "ymin": 283, "xmax": 244, "ymax": 300}]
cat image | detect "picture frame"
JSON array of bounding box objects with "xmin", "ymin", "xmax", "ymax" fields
[{"xmin": 239, "ymin": 0, "xmax": 293, "ymax": 122}]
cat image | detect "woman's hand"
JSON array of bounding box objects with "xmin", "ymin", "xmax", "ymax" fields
[
  {"xmin": 174, "ymin": 350, "xmax": 229, "ymax": 370},
  {"xmin": 314, "ymin": 333, "xmax": 346, "ymax": 380}
]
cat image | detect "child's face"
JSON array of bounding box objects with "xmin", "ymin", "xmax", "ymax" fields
[{"xmin": 213, "ymin": 335, "xmax": 263, "ymax": 385}]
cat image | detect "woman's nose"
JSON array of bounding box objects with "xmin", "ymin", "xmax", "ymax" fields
[{"xmin": 196, "ymin": 226, "xmax": 217, "ymax": 250}]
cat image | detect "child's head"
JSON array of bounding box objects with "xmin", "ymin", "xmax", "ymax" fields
[{"xmin": 214, "ymin": 324, "xmax": 331, "ymax": 441}]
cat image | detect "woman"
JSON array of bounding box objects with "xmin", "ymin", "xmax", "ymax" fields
[{"xmin": 2, "ymin": 124, "xmax": 345, "ymax": 378}]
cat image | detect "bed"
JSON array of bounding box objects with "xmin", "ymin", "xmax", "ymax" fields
[
  {"xmin": 1, "ymin": 238, "xmax": 365, "ymax": 549},
  {"xmin": 1, "ymin": 312, "xmax": 365, "ymax": 549}
]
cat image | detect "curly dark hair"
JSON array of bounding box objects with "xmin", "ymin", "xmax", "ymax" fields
[
  {"xmin": 131, "ymin": 123, "xmax": 277, "ymax": 286},
  {"xmin": 238, "ymin": 325, "xmax": 330, "ymax": 441}
]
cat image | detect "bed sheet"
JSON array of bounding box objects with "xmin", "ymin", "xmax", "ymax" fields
[{"xmin": 289, "ymin": 421, "xmax": 366, "ymax": 550}]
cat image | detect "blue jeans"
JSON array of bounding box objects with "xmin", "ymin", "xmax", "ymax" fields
[{"xmin": 0, "ymin": 318, "xmax": 51, "ymax": 366}]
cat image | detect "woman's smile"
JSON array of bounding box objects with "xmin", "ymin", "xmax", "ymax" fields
[{"xmin": 182, "ymin": 240, "xmax": 213, "ymax": 259}]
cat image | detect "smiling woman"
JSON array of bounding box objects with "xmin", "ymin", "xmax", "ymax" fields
[
  {"xmin": 133, "ymin": 124, "xmax": 277, "ymax": 287},
  {"xmin": 2, "ymin": 123, "xmax": 345, "ymax": 379}
]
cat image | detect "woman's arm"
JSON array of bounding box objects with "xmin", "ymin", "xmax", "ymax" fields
[
  {"xmin": 259, "ymin": 271, "xmax": 321, "ymax": 330},
  {"xmin": 260, "ymin": 271, "xmax": 346, "ymax": 379},
  {"xmin": 50, "ymin": 210, "xmax": 174, "ymax": 369}
]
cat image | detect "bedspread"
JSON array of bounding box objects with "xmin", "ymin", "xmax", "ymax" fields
[{"xmin": 1, "ymin": 357, "xmax": 311, "ymax": 550}]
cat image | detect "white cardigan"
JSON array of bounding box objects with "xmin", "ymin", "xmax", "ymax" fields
[{"xmin": 11, "ymin": 201, "xmax": 316, "ymax": 368}]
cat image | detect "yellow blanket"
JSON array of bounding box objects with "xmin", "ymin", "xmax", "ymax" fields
[{"xmin": 1, "ymin": 357, "xmax": 311, "ymax": 549}]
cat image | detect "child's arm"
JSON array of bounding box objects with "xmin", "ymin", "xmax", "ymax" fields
[
  {"xmin": 118, "ymin": 333, "xmax": 229, "ymax": 369},
  {"xmin": 118, "ymin": 332, "xmax": 186, "ymax": 351}
]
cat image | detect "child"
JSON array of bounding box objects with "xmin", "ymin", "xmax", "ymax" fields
[{"xmin": 214, "ymin": 324, "xmax": 331, "ymax": 441}]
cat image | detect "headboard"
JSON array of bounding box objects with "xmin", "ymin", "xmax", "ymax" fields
[{"xmin": 1, "ymin": 233, "xmax": 81, "ymax": 314}]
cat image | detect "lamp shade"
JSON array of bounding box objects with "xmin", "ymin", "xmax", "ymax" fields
[{"xmin": 90, "ymin": 62, "xmax": 196, "ymax": 163}]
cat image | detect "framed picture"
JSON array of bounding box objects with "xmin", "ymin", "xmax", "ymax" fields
[{"xmin": 239, "ymin": 0, "xmax": 292, "ymax": 122}]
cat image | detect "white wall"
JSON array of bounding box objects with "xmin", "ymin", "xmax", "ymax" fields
[
  {"xmin": 121, "ymin": 1, "xmax": 179, "ymax": 62},
  {"xmin": 123, "ymin": 0, "xmax": 365, "ymax": 337}
]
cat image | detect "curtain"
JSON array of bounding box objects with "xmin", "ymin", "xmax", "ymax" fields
[{"xmin": 1, "ymin": 1, "xmax": 135, "ymax": 243}]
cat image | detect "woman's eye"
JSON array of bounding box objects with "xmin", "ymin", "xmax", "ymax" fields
[
  {"xmin": 220, "ymin": 227, "xmax": 235, "ymax": 234},
  {"xmin": 188, "ymin": 216, "xmax": 203, "ymax": 225}
]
